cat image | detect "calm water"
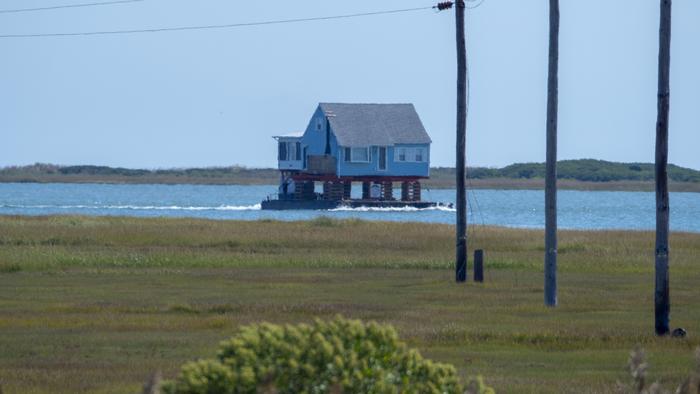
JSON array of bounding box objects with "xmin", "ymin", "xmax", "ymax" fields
[{"xmin": 0, "ymin": 183, "xmax": 698, "ymax": 232}]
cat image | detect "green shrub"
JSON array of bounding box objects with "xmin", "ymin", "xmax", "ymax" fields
[{"xmin": 163, "ymin": 316, "xmax": 492, "ymax": 394}]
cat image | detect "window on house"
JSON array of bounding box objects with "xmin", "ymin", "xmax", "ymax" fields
[
  {"xmin": 344, "ymin": 147, "xmax": 351, "ymax": 162},
  {"xmin": 348, "ymin": 147, "xmax": 370, "ymax": 162},
  {"xmin": 353, "ymin": 147, "xmax": 370, "ymax": 162},
  {"xmin": 397, "ymin": 148, "xmax": 406, "ymax": 162},
  {"xmin": 278, "ymin": 141, "xmax": 302, "ymax": 161},
  {"xmin": 415, "ymin": 148, "xmax": 424, "ymax": 162},
  {"xmin": 395, "ymin": 147, "xmax": 426, "ymax": 163},
  {"xmin": 378, "ymin": 147, "xmax": 387, "ymax": 170},
  {"xmin": 288, "ymin": 142, "xmax": 297, "ymax": 162},
  {"xmin": 278, "ymin": 142, "xmax": 287, "ymax": 161}
]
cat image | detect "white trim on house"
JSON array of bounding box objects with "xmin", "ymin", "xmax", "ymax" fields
[{"xmin": 278, "ymin": 141, "xmax": 302, "ymax": 162}]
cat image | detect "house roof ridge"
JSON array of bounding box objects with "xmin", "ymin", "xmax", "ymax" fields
[{"xmin": 319, "ymin": 102, "xmax": 414, "ymax": 106}]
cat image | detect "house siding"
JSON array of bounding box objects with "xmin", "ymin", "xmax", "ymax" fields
[
  {"xmin": 337, "ymin": 144, "xmax": 430, "ymax": 177},
  {"xmin": 389, "ymin": 144, "xmax": 431, "ymax": 177},
  {"xmin": 301, "ymin": 107, "xmax": 339, "ymax": 161},
  {"xmin": 289, "ymin": 105, "xmax": 430, "ymax": 178}
]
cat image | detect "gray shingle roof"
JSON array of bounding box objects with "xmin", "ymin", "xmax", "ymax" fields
[{"xmin": 319, "ymin": 103, "xmax": 432, "ymax": 147}]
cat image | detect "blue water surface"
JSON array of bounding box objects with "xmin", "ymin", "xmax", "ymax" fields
[{"xmin": 0, "ymin": 183, "xmax": 698, "ymax": 232}]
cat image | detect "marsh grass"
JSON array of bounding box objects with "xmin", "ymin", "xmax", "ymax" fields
[
  {"xmin": 617, "ymin": 347, "xmax": 700, "ymax": 394},
  {"xmin": 1, "ymin": 215, "xmax": 699, "ymax": 274},
  {"xmin": 0, "ymin": 263, "xmax": 21, "ymax": 273},
  {"xmin": 0, "ymin": 215, "xmax": 699, "ymax": 393}
]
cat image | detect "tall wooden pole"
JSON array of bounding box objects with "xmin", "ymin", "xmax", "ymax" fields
[
  {"xmin": 654, "ymin": 0, "xmax": 672, "ymax": 336},
  {"xmin": 544, "ymin": 0, "xmax": 559, "ymax": 307},
  {"xmin": 455, "ymin": 0, "xmax": 467, "ymax": 283}
]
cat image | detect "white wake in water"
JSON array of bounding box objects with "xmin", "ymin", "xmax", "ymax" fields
[
  {"xmin": 329, "ymin": 205, "xmax": 456, "ymax": 213},
  {"xmin": 1, "ymin": 203, "xmax": 456, "ymax": 212},
  {"xmin": 1, "ymin": 204, "xmax": 262, "ymax": 211}
]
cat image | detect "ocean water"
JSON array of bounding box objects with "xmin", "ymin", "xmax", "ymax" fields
[{"xmin": 0, "ymin": 183, "xmax": 698, "ymax": 232}]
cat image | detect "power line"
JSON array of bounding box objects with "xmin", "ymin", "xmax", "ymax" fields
[
  {"xmin": 0, "ymin": 5, "xmax": 434, "ymax": 39},
  {"xmin": 0, "ymin": 0, "xmax": 144, "ymax": 15},
  {"xmin": 466, "ymin": 0, "xmax": 487, "ymax": 9}
]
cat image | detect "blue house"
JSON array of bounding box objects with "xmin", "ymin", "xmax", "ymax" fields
[{"xmin": 272, "ymin": 103, "xmax": 433, "ymax": 205}]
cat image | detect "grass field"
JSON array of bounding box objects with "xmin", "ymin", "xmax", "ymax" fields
[{"xmin": 0, "ymin": 215, "xmax": 699, "ymax": 393}]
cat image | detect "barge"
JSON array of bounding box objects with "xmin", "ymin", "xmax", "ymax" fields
[{"xmin": 261, "ymin": 199, "xmax": 443, "ymax": 210}]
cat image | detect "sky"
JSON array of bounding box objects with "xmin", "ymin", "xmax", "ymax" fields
[{"xmin": 1, "ymin": 0, "xmax": 698, "ymax": 170}]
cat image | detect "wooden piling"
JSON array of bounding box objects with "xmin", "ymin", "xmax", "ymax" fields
[
  {"xmin": 401, "ymin": 182, "xmax": 410, "ymax": 201},
  {"xmin": 455, "ymin": 0, "xmax": 468, "ymax": 283},
  {"xmin": 330, "ymin": 182, "xmax": 344, "ymax": 201},
  {"xmin": 322, "ymin": 181, "xmax": 331, "ymax": 200},
  {"xmin": 301, "ymin": 181, "xmax": 315, "ymax": 200},
  {"xmin": 654, "ymin": 0, "xmax": 672, "ymax": 336},
  {"xmin": 382, "ymin": 182, "xmax": 393, "ymax": 201},
  {"xmin": 362, "ymin": 182, "xmax": 371, "ymax": 200},
  {"xmin": 343, "ymin": 181, "xmax": 352, "ymax": 200},
  {"xmin": 474, "ymin": 249, "xmax": 484, "ymax": 282},
  {"xmin": 412, "ymin": 181, "xmax": 422, "ymax": 201},
  {"xmin": 293, "ymin": 181, "xmax": 303, "ymax": 200},
  {"xmin": 544, "ymin": 0, "xmax": 560, "ymax": 307}
]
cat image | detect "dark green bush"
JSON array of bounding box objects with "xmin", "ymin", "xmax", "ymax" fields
[{"xmin": 163, "ymin": 316, "xmax": 492, "ymax": 394}]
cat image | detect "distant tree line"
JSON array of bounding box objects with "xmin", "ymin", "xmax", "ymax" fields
[
  {"xmin": 434, "ymin": 159, "xmax": 700, "ymax": 183},
  {"xmin": 1, "ymin": 159, "xmax": 699, "ymax": 185},
  {"xmin": 0, "ymin": 163, "xmax": 280, "ymax": 184}
]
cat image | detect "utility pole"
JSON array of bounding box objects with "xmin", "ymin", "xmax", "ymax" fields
[
  {"xmin": 455, "ymin": 0, "xmax": 468, "ymax": 283},
  {"xmin": 544, "ymin": 0, "xmax": 559, "ymax": 307},
  {"xmin": 654, "ymin": 0, "xmax": 672, "ymax": 336}
]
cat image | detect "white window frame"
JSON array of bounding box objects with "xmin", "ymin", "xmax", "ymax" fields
[
  {"xmin": 415, "ymin": 147, "xmax": 425, "ymax": 162},
  {"xmin": 396, "ymin": 147, "xmax": 405, "ymax": 162},
  {"xmin": 394, "ymin": 147, "xmax": 427, "ymax": 163},
  {"xmin": 279, "ymin": 141, "xmax": 302, "ymax": 162},
  {"xmin": 287, "ymin": 142, "xmax": 297, "ymax": 162},
  {"xmin": 346, "ymin": 147, "xmax": 371, "ymax": 163}
]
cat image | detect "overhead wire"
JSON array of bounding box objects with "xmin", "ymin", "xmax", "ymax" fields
[
  {"xmin": 466, "ymin": 0, "xmax": 487, "ymax": 10},
  {"xmin": 0, "ymin": 0, "xmax": 144, "ymax": 15},
  {"xmin": 0, "ymin": 5, "xmax": 434, "ymax": 39}
]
